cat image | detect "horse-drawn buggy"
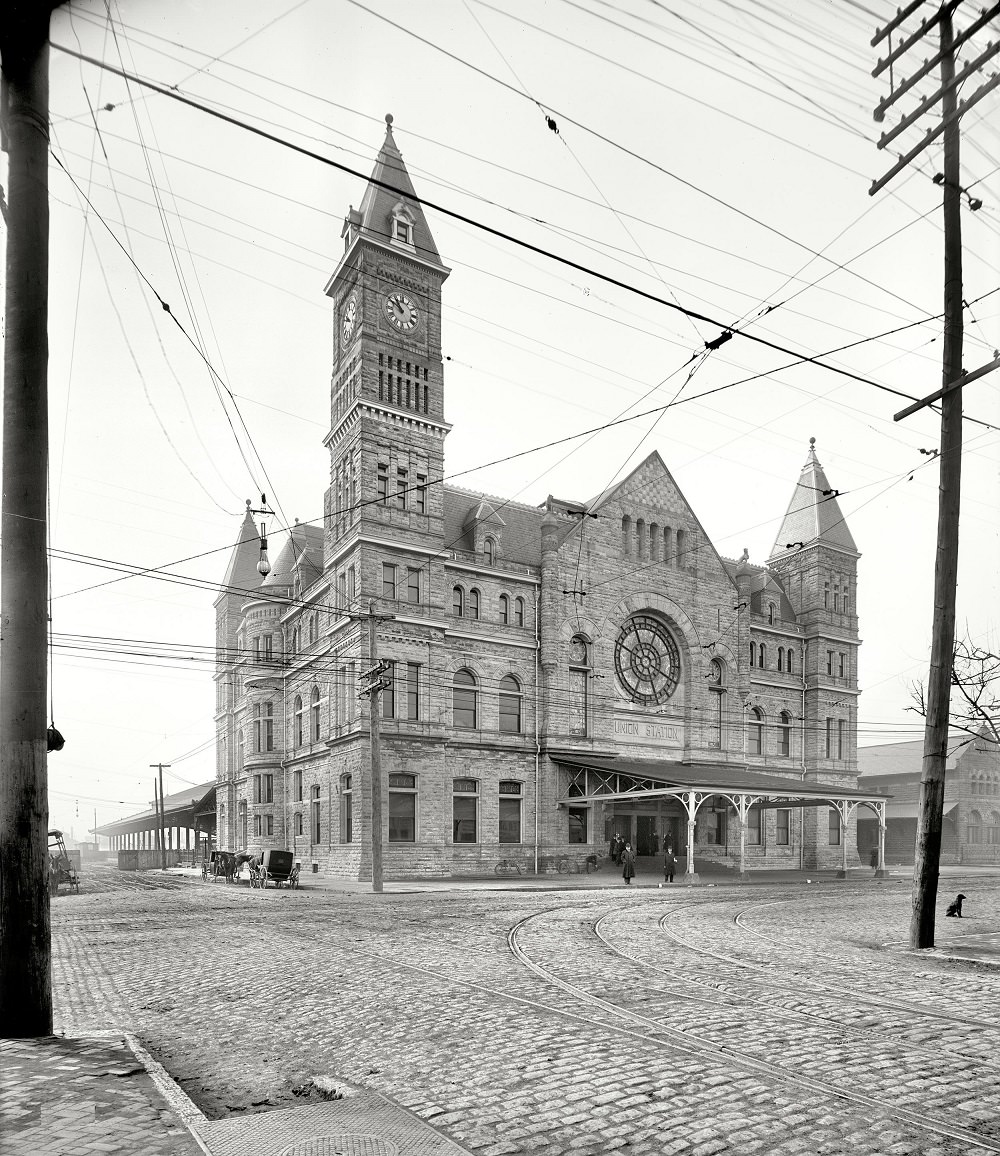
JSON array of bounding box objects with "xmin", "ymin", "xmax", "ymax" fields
[
  {"xmin": 48, "ymin": 830, "xmax": 80, "ymax": 896},
  {"xmin": 203, "ymin": 849, "xmax": 239, "ymax": 882},
  {"xmin": 249, "ymin": 849, "xmax": 300, "ymax": 890}
]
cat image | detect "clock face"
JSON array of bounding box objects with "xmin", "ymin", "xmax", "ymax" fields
[
  {"xmin": 614, "ymin": 614, "xmax": 680, "ymax": 705},
  {"xmin": 342, "ymin": 294, "xmax": 357, "ymax": 343},
  {"xmin": 385, "ymin": 290, "xmax": 418, "ymax": 332}
]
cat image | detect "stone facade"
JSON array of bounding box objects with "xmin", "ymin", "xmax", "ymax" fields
[{"xmin": 213, "ymin": 119, "xmax": 864, "ymax": 879}]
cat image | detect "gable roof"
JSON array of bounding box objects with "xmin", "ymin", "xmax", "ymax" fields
[
  {"xmin": 770, "ymin": 438, "xmax": 858, "ymax": 559},
  {"xmin": 443, "ymin": 486, "xmax": 544, "ymax": 565}
]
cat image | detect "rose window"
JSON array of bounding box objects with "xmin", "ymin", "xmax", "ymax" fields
[{"xmin": 614, "ymin": 614, "xmax": 680, "ymax": 705}]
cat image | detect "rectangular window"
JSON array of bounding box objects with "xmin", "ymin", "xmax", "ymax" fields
[
  {"xmin": 381, "ymin": 661, "xmax": 395, "ymax": 719},
  {"xmin": 826, "ymin": 718, "xmax": 834, "ymax": 758},
  {"xmin": 453, "ymin": 779, "xmax": 478, "ymax": 843},
  {"xmin": 265, "ymin": 814, "xmax": 273, "ymax": 836},
  {"xmin": 396, "ymin": 468, "xmax": 408, "ymax": 509},
  {"xmin": 261, "ymin": 774, "xmax": 273, "ymax": 804},
  {"xmin": 341, "ymin": 776, "xmax": 353, "ymax": 844},
  {"xmin": 747, "ymin": 807, "xmax": 762, "ymax": 846},
  {"xmin": 499, "ymin": 781, "xmax": 522, "ymax": 844},
  {"xmin": 826, "ymin": 650, "xmax": 834, "ymax": 676},
  {"xmin": 838, "ymin": 718, "xmax": 845, "ymax": 760},
  {"xmin": 253, "ymin": 775, "xmax": 262, "ymax": 804},
  {"xmin": 260, "ymin": 634, "xmax": 272, "ymax": 661},
  {"xmin": 311, "ymin": 786, "xmax": 321, "ymax": 844},
  {"xmin": 377, "ymin": 463, "xmax": 388, "ymax": 504},
  {"xmin": 824, "ymin": 581, "xmax": 830, "ymax": 608},
  {"xmin": 264, "ymin": 704, "xmax": 273, "ymax": 752},
  {"xmin": 838, "ymin": 652, "xmax": 846, "ymax": 678},
  {"xmin": 348, "ymin": 566, "xmax": 356, "ymax": 603},
  {"xmin": 407, "ymin": 567, "xmax": 420, "ymax": 604},
  {"xmin": 254, "ymin": 815, "xmax": 262, "ymax": 837},
  {"xmin": 776, "ymin": 809, "xmax": 791, "ymax": 846},
  {"xmin": 416, "ymin": 475, "xmax": 426, "ymax": 513},
  {"xmin": 406, "ymin": 662, "xmax": 420, "ymax": 721},
  {"xmin": 389, "ymin": 773, "xmax": 416, "ymax": 842},
  {"xmin": 828, "ymin": 808, "xmax": 841, "ymax": 845},
  {"xmin": 568, "ymin": 807, "xmax": 588, "ymax": 844},
  {"xmin": 294, "ymin": 770, "xmax": 303, "ymax": 803},
  {"xmin": 382, "ymin": 563, "xmax": 396, "ymax": 599}
]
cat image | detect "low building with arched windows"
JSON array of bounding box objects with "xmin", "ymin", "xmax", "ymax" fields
[
  {"xmin": 213, "ymin": 119, "xmax": 877, "ymax": 880},
  {"xmin": 857, "ymin": 732, "xmax": 1000, "ymax": 865}
]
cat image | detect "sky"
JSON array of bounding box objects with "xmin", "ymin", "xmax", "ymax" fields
[{"xmin": 8, "ymin": 0, "xmax": 999, "ymax": 839}]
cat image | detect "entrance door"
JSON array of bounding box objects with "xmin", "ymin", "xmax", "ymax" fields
[{"xmin": 636, "ymin": 815, "xmax": 658, "ymax": 856}]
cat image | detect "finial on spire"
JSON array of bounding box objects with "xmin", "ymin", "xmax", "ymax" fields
[
  {"xmin": 809, "ymin": 436, "xmax": 816, "ymax": 447},
  {"xmin": 245, "ymin": 498, "xmax": 251, "ymax": 508},
  {"xmin": 385, "ymin": 113, "xmax": 394, "ymax": 130}
]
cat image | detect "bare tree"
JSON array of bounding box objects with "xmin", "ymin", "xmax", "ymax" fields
[{"xmin": 909, "ymin": 637, "xmax": 1000, "ymax": 748}]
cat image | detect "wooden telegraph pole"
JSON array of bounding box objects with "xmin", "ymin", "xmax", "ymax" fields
[
  {"xmin": 356, "ymin": 603, "xmax": 394, "ymax": 893},
  {"xmin": 870, "ymin": 1, "xmax": 1000, "ymax": 948},
  {"xmin": 0, "ymin": 0, "xmax": 65, "ymax": 1039}
]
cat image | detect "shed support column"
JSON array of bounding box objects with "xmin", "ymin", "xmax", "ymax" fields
[
  {"xmin": 683, "ymin": 791, "xmax": 700, "ymax": 882},
  {"xmin": 876, "ymin": 802, "xmax": 887, "ymax": 878}
]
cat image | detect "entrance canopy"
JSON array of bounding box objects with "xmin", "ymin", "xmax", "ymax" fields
[
  {"xmin": 554, "ymin": 753, "xmax": 886, "ymax": 811},
  {"xmin": 553, "ymin": 752, "xmax": 888, "ymax": 876}
]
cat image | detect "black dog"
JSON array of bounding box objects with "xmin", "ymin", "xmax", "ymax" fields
[{"xmin": 945, "ymin": 893, "xmax": 966, "ymax": 918}]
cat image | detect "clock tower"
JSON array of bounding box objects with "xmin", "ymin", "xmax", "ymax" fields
[{"xmin": 323, "ymin": 114, "xmax": 451, "ymax": 577}]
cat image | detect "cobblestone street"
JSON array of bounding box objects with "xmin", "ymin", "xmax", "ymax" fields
[{"xmin": 39, "ymin": 868, "xmax": 1000, "ymax": 1154}]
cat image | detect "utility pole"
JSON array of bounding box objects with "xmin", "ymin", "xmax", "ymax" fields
[
  {"xmin": 0, "ymin": 0, "xmax": 65, "ymax": 1040},
  {"xmin": 152, "ymin": 765, "xmax": 170, "ymax": 869},
  {"xmin": 869, "ymin": 1, "xmax": 998, "ymax": 949},
  {"xmin": 356, "ymin": 603, "xmax": 394, "ymax": 893}
]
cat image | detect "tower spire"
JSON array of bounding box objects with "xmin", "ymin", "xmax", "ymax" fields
[{"xmin": 769, "ymin": 438, "xmax": 858, "ymax": 560}]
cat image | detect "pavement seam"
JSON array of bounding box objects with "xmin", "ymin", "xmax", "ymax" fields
[{"xmin": 121, "ymin": 1030, "xmax": 214, "ymax": 1154}]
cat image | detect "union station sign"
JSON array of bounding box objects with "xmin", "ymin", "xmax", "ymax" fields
[{"xmin": 613, "ymin": 716, "xmax": 683, "ymax": 747}]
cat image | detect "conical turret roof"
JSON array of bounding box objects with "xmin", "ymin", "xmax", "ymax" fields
[
  {"xmin": 770, "ymin": 439, "xmax": 858, "ymax": 559},
  {"xmin": 219, "ymin": 502, "xmax": 267, "ymax": 598},
  {"xmin": 355, "ymin": 114, "xmax": 443, "ymax": 267}
]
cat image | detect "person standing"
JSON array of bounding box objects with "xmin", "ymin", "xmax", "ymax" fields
[
  {"xmin": 870, "ymin": 846, "xmax": 879, "ymax": 875},
  {"xmin": 663, "ymin": 845, "xmax": 677, "ymax": 884},
  {"xmin": 621, "ymin": 842, "xmax": 636, "ymax": 886}
]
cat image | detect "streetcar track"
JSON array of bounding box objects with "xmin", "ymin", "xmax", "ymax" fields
[{"xmin": 507, "ymin": 904, "xmax": 1000, "ymax": 1152}]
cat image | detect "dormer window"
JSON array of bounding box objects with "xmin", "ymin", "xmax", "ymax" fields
[
  {"xmin": 485, "ymin": 537, "xmax": 496, "ymax": 566},
  {"xmin": 390, "ymin": 202, "xmax": 416, "ymax": 249}
]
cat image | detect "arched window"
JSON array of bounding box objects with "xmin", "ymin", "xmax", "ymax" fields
[
  {"xmin": 636, "ymin": 518, "xmax": 646, "ymax": 560},
  {"xmin": 291, "ymin": 627, "xmax": 298, "ymax": 655},
  {"xmin": 968, "ymin": 809, "xmax": 984, "ymax": 844},
  {"xmin": 649, "ymin": 523, "xmax": 659, "ymax": 561},
  {"xmin": 749, "ymin": 641, "xmax": 756, "ymax": 666},
  {"xmin": 748, "ymin": 707, "xmax": 764, "ymax": 756},
  {"xmin": 990, "ymin": 811, "xmax": 1000, "ymax": 845},
  {"xmin": 499, "ymin": 675, "xmax": 522, "ymax": 734},
  {"xmin": 708, "ymin": 658, "xmax": 726, "ymax": 750},
  {"xmin": 676, "ymin": 528, "xmax": 687, "ymax": 567},
  {"xmin": 786, "ymin": 648, "xmax": 794, "ymax": 674},
  {"xmin": 452, "ymin": 586, "xmax": 464, "ymax": 617},
  {"xmin": 663, "ymin": 525, "xmax": 673, "ymax": 565},
  {"xmin": 777, "ymin": 646, "xmax": 784, "ymax": 669},
  {"xmin": 294, "ymin": 695, "xmax": 304, "ymax": 747},
  {"xmin": 778, "ymin": 711, "xmax": 791, "ymax": 757},
  {"xmin": 768, "ymin": 602, "xmax": 776, "ymax": 625},
  {"xmin": 569, "ymin": 635, "xmax": 590, "ymax": 737},
  {"xmin": 621, "ymin": 515, "xmax": 632, "ymax": 556},
  {"xmin": 499, "ymin": 594, "xmax": 510, "ymax": 625},
  {"xmin": 294, "ymin": 812, "xmax": 303, "ymax": 837},
  {"xmin": 311, "ymin": 686, "xmax": 321, "ymax": 742},
  {"xmin": 514, "ymin": 597, "xmax": 525, "ymax": 627},
  {"xmin": 468, "ymin": 588, "xmax": 480, "ymax": 621},
  {"xmin": 237, "ymin": 727, "xmax": 244, "ymax": 770},
  {"xmin": 485, "ymin": 537, "xmax": 496, "ymax": 566},
  {"xmin": 758, "ymin": 643, "xmax": 766, "ymax": 669},
  {"xmin": 453, "ymin": 669, "xmax": 478, "ymax": 729}
]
